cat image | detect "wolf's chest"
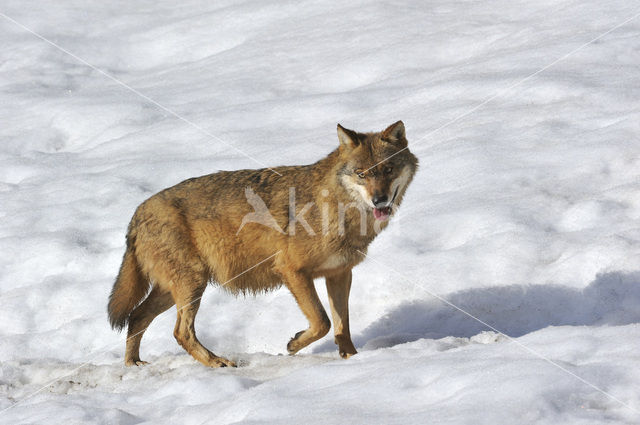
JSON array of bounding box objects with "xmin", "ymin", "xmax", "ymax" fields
[{"xmin": 318, "ymin": 253, "xmax": 348, "ymax": 270}]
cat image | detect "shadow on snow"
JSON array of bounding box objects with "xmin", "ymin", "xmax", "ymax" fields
[{"xmin": 314, "ymin": 271, "xmax": 640, "ymax": 352}]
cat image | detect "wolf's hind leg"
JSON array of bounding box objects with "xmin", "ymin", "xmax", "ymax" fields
[
  {"xmin": 172, "ymin": 280, "xmax": 236, "ymax": 368},
  {"xmin": 282, "ymin": 270, "xmax": 331, "ymax": 355},
  {"xmin": 326, "ymin": 270, "xmax": 357, "ymax": 359},
  {"xmin": 125, "ymin": 286, "xmax": 175, "ymax": 366}
]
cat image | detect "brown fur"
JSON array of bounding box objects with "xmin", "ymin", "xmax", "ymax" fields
[{"xmin": 108, "ymin": 121, "xmax": 418, "ymax": 367}]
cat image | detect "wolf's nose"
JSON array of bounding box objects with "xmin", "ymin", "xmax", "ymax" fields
[{"xmin": 372, "ymin": 194, "xmax": 388, "ymax": 207}]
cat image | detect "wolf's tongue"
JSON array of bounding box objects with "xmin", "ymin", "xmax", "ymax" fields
[{"xmin": 373, "ymin": 206, "xmax": 390, "ymax": 221}]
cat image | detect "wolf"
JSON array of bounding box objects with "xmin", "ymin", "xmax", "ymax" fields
[{"xmin": 108, "ymin": 121, "xmax": 418, "ymax": 367}]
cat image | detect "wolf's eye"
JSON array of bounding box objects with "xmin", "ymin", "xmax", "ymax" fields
[
  {"xmin": 383, "ymin": 166, "xmax": 393, "ymax": 175},
  {"xmin": 355, "ymin": 169, "xmax": 366, "ymax": 179}
]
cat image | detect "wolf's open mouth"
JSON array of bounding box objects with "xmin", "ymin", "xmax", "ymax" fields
[
  {"xmin": 372, "ymin": 187, "xmax": 398, "ymax": 221},
  {"xmin": 373, "ymin": 206, "xmax": 391, "ymax": 221}
]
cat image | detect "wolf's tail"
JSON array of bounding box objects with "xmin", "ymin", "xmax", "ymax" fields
[{"xmin": 108, "ymin": 236, "xmax": 150, "ymax": 331}]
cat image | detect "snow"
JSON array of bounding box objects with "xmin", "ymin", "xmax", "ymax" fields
[{"xmin": 1, "ymin": 0, "xmax": 640, "ymax": 423}]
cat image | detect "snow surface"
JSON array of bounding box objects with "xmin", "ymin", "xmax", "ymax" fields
[{"xmin": 1, "ymin": 0, "xmax": 640, "ymax": 423}]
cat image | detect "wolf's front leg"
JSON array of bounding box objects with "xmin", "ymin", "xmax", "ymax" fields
[
  {"xmin": 326, "ymin": 269, "xmax": 357, "ymax": 358},
  {"xmin": 280, "ymin": 269, "xmax": 331, "ymax": 355}
]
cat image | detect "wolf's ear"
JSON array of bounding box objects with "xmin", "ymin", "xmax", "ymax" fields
[
  {"xmin": 337, "ymin": 124, "xmax": 360, "ymax": 149},
  {"xmin": 382, "ymin": 121, "xmax": 406, "ymax": 146}
]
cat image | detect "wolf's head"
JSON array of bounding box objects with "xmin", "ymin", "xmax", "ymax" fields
[{"xmin": 337, "ymin": 121, "xmax": 418, "ymax": 221}]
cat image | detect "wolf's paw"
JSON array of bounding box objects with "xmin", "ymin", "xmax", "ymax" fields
[
  {"xmin": 335, "ymin": 336, "xmax": 357, "ymax": 359},
  {"xmin": 339, "ymin": 348, "xmax": 357, "ymax": 359},
  {"xmin": 287, "ymin": 330, "xmax": 306, "ymax": 355},
  {"xmin": 125, "ymin": 359, "xmax": 149, "ymax": 367},
  {"xmin": 206, "ymin": 356, "xmax": 237, "ymax": 368}
]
